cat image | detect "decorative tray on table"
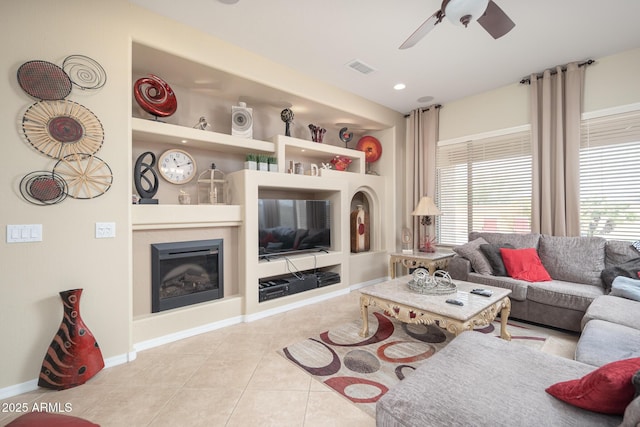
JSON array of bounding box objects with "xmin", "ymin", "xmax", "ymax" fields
[{"xmin": 407, "ymin": 268, "xmax": 457, "ymax": 295}]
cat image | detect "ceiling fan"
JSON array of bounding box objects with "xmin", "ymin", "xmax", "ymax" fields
[{"xmin": 399, "ymin": 0, "xmax": 515, "ymax": 49}]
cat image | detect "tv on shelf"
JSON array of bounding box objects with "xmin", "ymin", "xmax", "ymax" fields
[{"xmin": 258, "ymin": 199, "xmax": 331, "ymax": 258}]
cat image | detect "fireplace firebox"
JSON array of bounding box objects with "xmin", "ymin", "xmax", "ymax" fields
[{"xmin": 151, "ymin": 239, "xmax": 223, "ymax": 313}]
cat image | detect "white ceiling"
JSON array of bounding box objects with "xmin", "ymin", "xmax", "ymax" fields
[{"xmin": 129, "ymin": 0, "xmax": 640, "ymax": 115}]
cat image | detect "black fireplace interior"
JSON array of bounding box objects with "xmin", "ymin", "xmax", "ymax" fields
[{"xmin": 151, "ymin": 239, "xmax": 223, "ymax": 313}]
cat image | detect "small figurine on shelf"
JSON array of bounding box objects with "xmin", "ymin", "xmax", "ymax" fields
[
  {"xmin": 281, "ymin": 108, "xmax": 294, "ymax": 136},
  {"xmin": 330, "ymin": 155, "xmax": 352, "ymax": 171},
  {"xmin": 193, "ymin": 116, "xmax": 211, "ymax": 130},
  {"xmin": 309, "ymin": 124, "xmax": 326, "ymax": 143}
]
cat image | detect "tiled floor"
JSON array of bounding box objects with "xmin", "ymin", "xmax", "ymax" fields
[{"xmin": 0, "ymin": 290, "xmax": 578, "ymax": 427}]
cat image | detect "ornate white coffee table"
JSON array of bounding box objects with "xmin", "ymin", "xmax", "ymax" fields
[{"xmin": 359, "ymin": 276, "xmax": 512, "ymax": 340}]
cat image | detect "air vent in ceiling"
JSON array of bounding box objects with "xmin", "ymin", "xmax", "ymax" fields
[{"xmin": 346, "ymin": 59, "xmax": 376, "ymax": 75}]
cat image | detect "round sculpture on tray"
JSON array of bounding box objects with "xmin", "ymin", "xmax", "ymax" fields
[
  {"xmin": 133, "ymin": 74, "xmax": 177, "ymax": 118},
  {"xmin": 22, "ymin": 100, "xmax": 104, "ymax": 159},
  {"xmin": 407, "ymin": 268, "xmax": 457, "ymax": 295}
]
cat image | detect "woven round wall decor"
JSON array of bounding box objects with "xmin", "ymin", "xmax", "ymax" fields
[{"xmin": 22, "ymin": 100, "xmax": 104, "ymax": 159}]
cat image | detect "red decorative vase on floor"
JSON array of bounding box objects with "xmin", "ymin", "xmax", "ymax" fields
[{"xmin": 38, "ymin": 288, "xmax": 104, "ymax": 390}]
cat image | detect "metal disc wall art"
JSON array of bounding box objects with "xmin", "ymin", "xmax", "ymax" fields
[
  {"xmin": 22, "ymin": 100, "xmax": 104, "ymax": 159},
  {"xmin": 62, "ymin": 55, "xmax": 107, "ymax": 90},
  {"xmin": 53, "ymin": 153, "xmax": 113, "ymax": 199},
  {"xmin": 133, "ymin": 74, "xmax": 177, "ymax": 118},
  {"xmin": 17, "ymin": 60, "xmax": 72, "ymax": 100},
  {"xmin": 20, "ymin": 171, "xmax": 68, "ymax": 205}
]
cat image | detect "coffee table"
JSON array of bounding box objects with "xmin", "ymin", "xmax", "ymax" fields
[{"xmin": 359, "ymin": 276, "xmax": 512, "ymax": 340}]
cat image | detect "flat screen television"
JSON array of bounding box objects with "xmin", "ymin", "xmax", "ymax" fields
[{"xmin": 258, "ymin": 199, "xmax": 331, "ymax": 258}]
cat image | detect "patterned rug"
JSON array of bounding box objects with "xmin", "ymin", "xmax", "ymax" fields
[{"xmin": 278, "ymin": 311, "xmax": 550, "ymax": 417}]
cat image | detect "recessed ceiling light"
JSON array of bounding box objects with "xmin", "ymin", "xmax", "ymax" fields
[
  {"xmin": 181, "ymin": 139, "xmax": 188, "ymax": 144},
  {"xmin": 217, "ymin": 0, "xmax": 239, "ymax": 4},
  {"xmin": 394, "ymin": 83, "xmax": 406, "ymax": 91},
  {"xmin": 417, "ymin": 95, "xmax": 434, "ymax": 103}
]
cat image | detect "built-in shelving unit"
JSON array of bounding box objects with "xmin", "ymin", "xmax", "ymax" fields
[{"xmin": 130, "ymin": 40, "xmax": 394, "ymax": 344}]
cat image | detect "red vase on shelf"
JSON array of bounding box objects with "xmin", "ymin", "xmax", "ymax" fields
[{"xmin": 38, "ymin": 288, "xmax": 104, "ymax": 390}]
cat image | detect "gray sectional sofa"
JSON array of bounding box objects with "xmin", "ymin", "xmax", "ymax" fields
[
  {"xmin": 376, "ymin": 331, "xmax": 639, "ymax": 427},
  {"xmin": 376, "ymin": 232, "xmax": 640, "ymax": 426},
  {"xmin": 448, "ymin": 231, "xmax": 640, "ymax": 332}
]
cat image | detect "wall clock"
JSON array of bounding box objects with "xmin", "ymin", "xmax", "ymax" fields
[{"xmin": 158, "ymin": 149, "xmax": 197, "ymax": 184}]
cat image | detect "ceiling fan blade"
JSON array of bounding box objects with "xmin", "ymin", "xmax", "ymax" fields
[
  {"xmin": 399, "ymin": 11, "xmax": 441, "ymax": 49},
  {"xmin": 477, "ymin": 0, "xmax": 515, "ymax": 39}
]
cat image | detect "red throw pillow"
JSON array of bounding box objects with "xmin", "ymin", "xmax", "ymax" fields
[
  {"xmin": 546, "ymin": 358, "xmax": 640, "ymax": 415},
  {"xmin": 499, "ymin": 247, "xmax": 552, "ymax": 282}
]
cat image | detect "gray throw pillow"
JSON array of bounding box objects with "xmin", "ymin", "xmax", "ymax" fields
[
  {"xmin": 453, "ymin": 238, "xmax": 492, "ymax": 275},
  {"xmin": 610, "ymin": 276, "xmax": 640, "ymax": 302},
  {"xmin": 479, "ymin": 243, "xmax": 515, "ymax": 276}
]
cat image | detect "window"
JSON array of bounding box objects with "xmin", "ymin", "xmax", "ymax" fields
[
  {"xmin": 436, "ymin": 128, "xmax": 532, "ymax": 246},
  {"xmin": 580, "ymin": 109, "xmax": 640, "ymax": 240}
]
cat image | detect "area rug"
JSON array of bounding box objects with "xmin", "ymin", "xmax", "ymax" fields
[{"xmin": 278, "ymin": 311, "xmax": 550, "ymax": 417}]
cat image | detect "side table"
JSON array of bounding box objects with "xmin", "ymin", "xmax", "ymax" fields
[{"xmin": 389, "ymin": 250, "xmax": 455, "ymax": 278}]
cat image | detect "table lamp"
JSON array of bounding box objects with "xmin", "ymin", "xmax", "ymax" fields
[{"xmin": 411, "ymin": 196, "xmax": 441, "ymax": 252}]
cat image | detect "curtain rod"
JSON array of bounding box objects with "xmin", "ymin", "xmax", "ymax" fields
[
  {"xmin": 404, "ymin": 104, "xmax": 442, "ymax": 118},
  {"xmin": 519, "ymin": 59, "xmax": 594, "ymax": 85}
]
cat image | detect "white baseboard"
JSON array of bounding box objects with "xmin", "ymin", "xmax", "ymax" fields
[
  {"xmin": 133, "ymin": 315, "xmax": 244, "ymax": 352},
  {"xmin": 0, "ymin": 352, "xmax": 134, "ymax": 400},
  {"xmin": 1, "ymin": 276, "xmax": 388, "ymax": 400}
]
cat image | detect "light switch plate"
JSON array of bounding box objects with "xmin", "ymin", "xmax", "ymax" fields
[{"xmin": 7, "ymin": 224, "xmax": 42, "ymax": 243}]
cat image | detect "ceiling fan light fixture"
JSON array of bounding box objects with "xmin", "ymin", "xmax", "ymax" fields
[{"xmin": 444, "ymin": 0, "xmax": 489, "ymax": 27}]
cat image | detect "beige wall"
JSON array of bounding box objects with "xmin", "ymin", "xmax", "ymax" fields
[
  {"xmin": 0, "ymin": 0, "xmax": 404, "ymax": 393},
  {"xmin": 440, "ymin": 47, "xmax": 640, "ymax": 141}
]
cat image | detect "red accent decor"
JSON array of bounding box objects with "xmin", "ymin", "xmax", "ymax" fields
[
  {"xmin": 38, "ymin": 289, "xmax": 104, "ymax": 390},
  {"xmin": 133, "ymin": 74, "xmax": 177, "ymax": 117},
  {"xmin": 546, "ymin": 357, "xmax": 640, "ymax": 415},
  {"xmin": 500, "ymin": 248, "xmax": 552, "ymax": 282},
  {"xmin": 356, "ymin": 136, "xmax": 383, "ymax": 163},
  {"xmin": 5, "ymin": 412, "xmax": 99, "ymax": 427}
]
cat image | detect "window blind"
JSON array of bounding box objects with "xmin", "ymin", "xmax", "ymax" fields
[
  {"xmin": 580, "ymin": 109, "xmax": 640, "ymax": 240},
  {"xmin": 436, "ymin": 130, "xmax": 532, "ymax": 246}
]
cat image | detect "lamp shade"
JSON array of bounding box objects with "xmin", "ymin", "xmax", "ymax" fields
[{"xmin": 411, "ymin": 196, "xmax": 441, "ymax": 216}]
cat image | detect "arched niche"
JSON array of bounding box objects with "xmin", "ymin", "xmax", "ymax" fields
[{"xmin": 349, "ymin": 188, "xmax": 378, "ymax": 253}]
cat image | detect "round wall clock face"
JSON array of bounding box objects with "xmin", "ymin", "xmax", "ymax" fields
[{"xmin": 158, "ymin": 149, "xmax": 197, "ymax": 184}]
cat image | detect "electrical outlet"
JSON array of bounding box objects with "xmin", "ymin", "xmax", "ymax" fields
[{"xmin": 95, "ymin": 222, "xmax": 116, "ymax": 238}]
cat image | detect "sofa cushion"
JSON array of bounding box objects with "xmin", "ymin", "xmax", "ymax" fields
[
  {"xmin": 606, "ymin": 239, "xmax": 640, "ymax": 268},
  {"xmin": 479, "ymin": 243, "xmax": 514, "ymax": 276},
  {"xmin": 501, "ymin": 248, "xmax": 552, "ymax": 282},
  {"xmin": 537, "ymin": 235, "xmax": 606, "ymax": 287},
  {"xmin": 611, "ymin": 276, "xmax": 640, "ymax": 301},
  {"xmin": 546, "ymin": 357, "xmax": 640, "ymax": 415},
  {"xmin": 527, "ymin": 281, "xmax": 604, "ymax": 311},
  {"xmin": 376, "ymin": 331, "xmax": 621, "ymax": 427},
  {"xmin": 582, "ymin": 295, "xmax": 640, "ymax": 330},
  {"xmin": 620, "ymin": 396, "xmax": 640, "ymax": 427},
  {"xmin": 601, "ymin": 257, "xmax": 640, "ymax": 291},
  {"xmin": 467, "ymin": 273, "xmax": 529, "ymax": 301},
  {"xmin": 453, "ymin": 237, "xmax": 492, "ymax": 275},
  {"xmin": 469, "ymin": 231, "xmax": 540, "ymax": 249},
  {"xmin": 576, "ymin": 320, "xmax": 640, "ymax": 367}
]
